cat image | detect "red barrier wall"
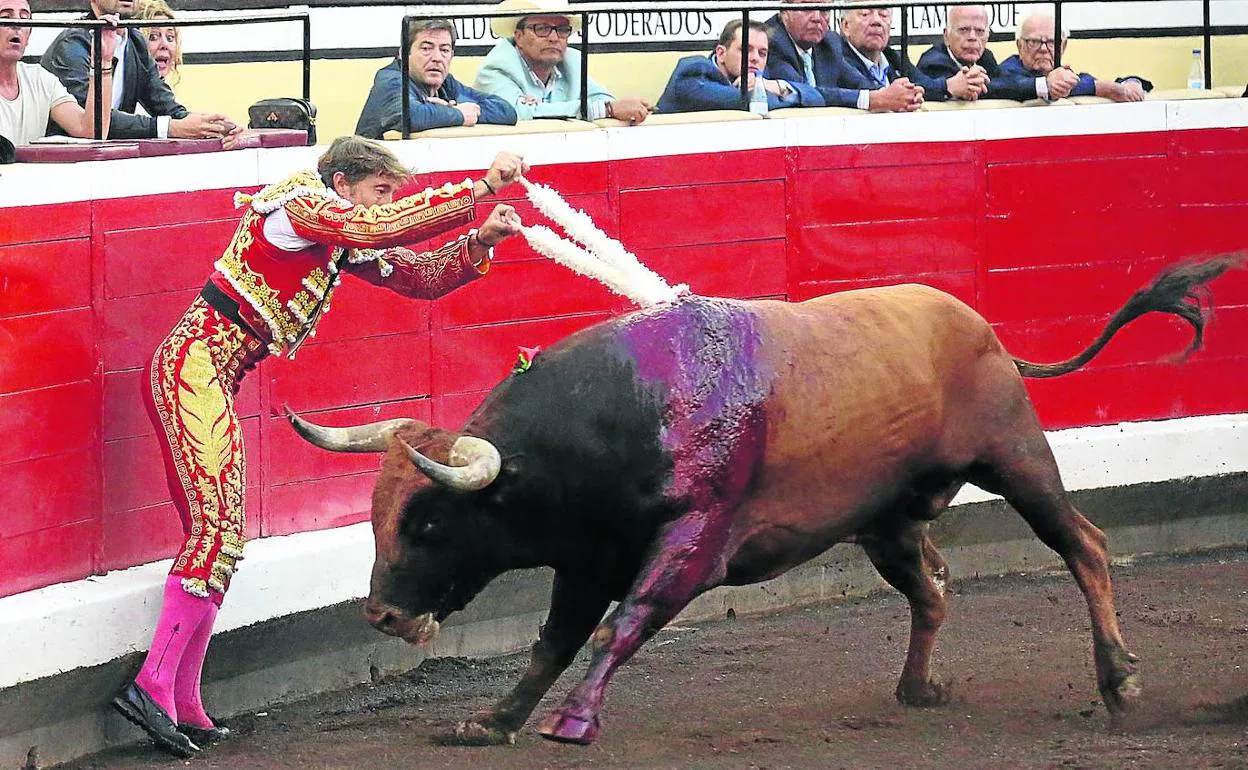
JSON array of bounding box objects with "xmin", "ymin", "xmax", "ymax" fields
[{"xmin": 2, "ymin": 127, "xmax": 1247, "ymax": 598}]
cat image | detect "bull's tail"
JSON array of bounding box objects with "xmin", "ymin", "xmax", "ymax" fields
[{"xmin": 1013, "ymin": 254, "xmax": 1244, "ymax": 379}]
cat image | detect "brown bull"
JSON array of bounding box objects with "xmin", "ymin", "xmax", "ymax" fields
[{"xmin": 289, "ymin": 255, "xmax": 1240, "ymax": 745}]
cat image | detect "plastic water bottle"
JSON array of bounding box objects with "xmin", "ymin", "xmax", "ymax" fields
[
  {"xmin": 749, "ymin": 75, "xmax": 769, "ymax": 115},
  {"xmin": 1187, "ymin": 48, "xmax": 1205, "ymax": 90}
]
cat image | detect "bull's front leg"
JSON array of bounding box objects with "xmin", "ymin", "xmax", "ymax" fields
[
  {"xmin": 538, "ymin": 508, "xmax": 733, "ymax": 745},
  {"xmin": 450, "ymin": 572, "xmax": 611, "ymax": 745}
]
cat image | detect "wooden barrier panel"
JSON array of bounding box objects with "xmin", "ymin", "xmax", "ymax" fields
[{"xmin": 2, "ymin": 121, "xmax": 1247, "ymax": 599}]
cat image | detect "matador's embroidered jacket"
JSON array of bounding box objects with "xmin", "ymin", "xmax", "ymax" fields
[{"xmin": 212, "ymin": 170, "xmax": 486, "ymax": 357}]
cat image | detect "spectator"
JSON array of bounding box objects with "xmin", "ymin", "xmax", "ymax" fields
[
  {"xmin": 0, "ymin": 0, "xmax": 116, "ymax": 145},
  {"xmin": 918, "ymin": 4, "xmax": 1036, "ymax": 101},
  {"xmin": 355, "ymin": 18, "xmax": 516, "ymax": 139},
  {"xmin": 475, "ymin": 0, "xmax": 651, "ymax": 125},
  {"xmin": 762, "ymin": 0, "xmax": 863, "ymax": 109},
  {"xmin": 41, "ymin": 0, "xmax": 241, "ymax": 140},
  {"xmin": 656, "ymin": 19, "xmax": 822, "ymax": 114},
  {"xmin": 837, "ymin": 4, "xmax": 987, "ymax": 110},
  {"xmin": 133, "ymin": 0, "xmax": 180, "ymax": 84},
  {"xmin": 1000, "ymin": 11, "xmax": 1151, "ymax": 102}
]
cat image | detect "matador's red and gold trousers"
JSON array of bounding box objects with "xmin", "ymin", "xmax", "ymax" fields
[{"xmin": 144, "ymin": 296, "xmax": 268, "ymax": 604}]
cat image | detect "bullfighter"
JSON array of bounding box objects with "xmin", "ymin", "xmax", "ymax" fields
[{"xmin": 113, "ymin": 135, "xmax": 526, "ymax": 758}]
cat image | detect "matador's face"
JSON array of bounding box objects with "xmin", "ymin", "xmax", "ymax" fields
[{"xmin": 337, "ymin": 173, "xmax": 400, "ymax": 207}]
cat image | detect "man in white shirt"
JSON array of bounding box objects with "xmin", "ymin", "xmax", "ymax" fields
[{"xmin": 0, "ymin": 0, "xmax": 117, "ymax": 145}]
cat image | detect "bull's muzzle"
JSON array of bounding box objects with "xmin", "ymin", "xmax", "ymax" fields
[{"xmin": 363, "ymin": 599, "xmax": 441, "ymax": 646}]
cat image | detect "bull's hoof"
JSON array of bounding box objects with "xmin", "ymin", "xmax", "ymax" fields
[
  {"xmin": 1099, "ymin": 649, "xmax": 1142, "ymax": 717},
  {"xmin": 446, "ymin": 718, "xmax": 517, "ymax": 746},
  {"xmin": 896, "ymin": 679, "xmax": 951, "ymax": 708},
  {"xmin": 537, "ymin": 710, "xmax": 600, "ymax": 745}
]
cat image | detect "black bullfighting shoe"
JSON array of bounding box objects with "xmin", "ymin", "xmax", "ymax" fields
[
  {"xmin": 111, "ymin": 682, "xmax": 202, "ymax": 758},
  {"xmin": 178, "ymin": 721, "xmax": 232, "ymax": 746}
]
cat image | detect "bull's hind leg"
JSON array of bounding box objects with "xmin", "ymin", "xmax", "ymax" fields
[
  {"xmin": 450, "ymin": 572, "xmax": 611, "ymax": 745},
  {"xmin": 859, "ymin": 520, "xmax": 952, "ymax": 707},
  {"xmin": 538, "ymin": 507, "xmax": 734, "ymax": 745},
  {"xmin": 971, "ymin": 425, "xmax": 1141, "ymax": 716}
]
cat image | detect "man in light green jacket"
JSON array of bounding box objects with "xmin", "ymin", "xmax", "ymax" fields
[{"xmin": 474, "ymin": 0, "xmax": 652, "ymax": 124}]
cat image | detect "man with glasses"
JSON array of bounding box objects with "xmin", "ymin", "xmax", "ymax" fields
[
  {"xmin": 475, "ymin": 0, "xmax": 651, "ymax": 125},
  {"xmin": 835, "ymin": 3, "xmax": 986, "ymax": 111},
  {"xmin": 999, "ymin": 10, "xmax": 1150, "ymax": 102},
  {"xmin": 917, "ymin": 4, "xmax": 1035, "ymax": 101},
  {"xmin": 355, "ymin": 18, "xmax": 517, "ymax": 138}
]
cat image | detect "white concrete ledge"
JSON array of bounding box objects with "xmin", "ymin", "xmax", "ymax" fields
[{"xmin": 7, "ymin": 98, "xmax": 1248, "ymax": 210}]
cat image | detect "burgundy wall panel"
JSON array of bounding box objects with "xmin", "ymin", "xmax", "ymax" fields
[
  {"xmin": 792, "ymin": 270, "xmax": 977, "ymax": 308},
  {"xmin": 618, "ymin": 180, "xmax": 786, "ymax": 248},
  {"xmin": 435, "ymin": 257, "xmax": 630, "ymax": 329},
  {"xmin": 793, "ymin": 166, "xmax": 978, "ymax": 225},
  {"xmin": 103, "ymin": 219, "xmax": 238, "ymax": 299},
  {"xmin": 434, "ymin": 313, "xmax": 610, "ymax": 396},
  {"xmin": 982, "ymin": 258, "xmax": 1174, "ymax": 325},
  {"xmin": 0, "ymin": 201, "xmax": 90, "ymax": 243},
  {"xmin": 0, "ymin": 520, "xmax": 97, "ymax": 599},
  {"xmin": 102, "ymin": 418, "xmax": 261, "ymax": 515},
  {"xmin": 982, "ymin": 131, "xmax": 1168, "ymax": 164},
  {"xmin": 795, "ymin": 141, "xmax": 976, "ymax": 171},
  {"xmin": 639, "ymin": 239, "xmax": 788, "ymax": 299},
  {"xmin": 302, "ymin": 279, "xmax": 433, "ymax": 346},
  {"xmin": 0, "ymin": 239, "xmax": 92, "ymax": 318},
  {"xmin": 98, "ymin": 502, "xmax": 191, "ymax": 573},
  {"xmin": 0, "ymin": 308, "xmax": 96, "ymax": 393},
  {"xmin": 101, "ymin": 289, "xmax": 198, "ymax": 372},
  {"xmin": 264, "ymin": 472, "xmax": 377, "ymax": 536},
  {"xmin": 0, "ymin": 451, "xmax": 99, "ymax": 538},
  {"xmin": 792, "ymin": 218, "xmax": 979, "ymax": 283},
  {"xmin": 986, "ymin": 156, "xmax": 1171, "ymax": 215},
  {"xmin": 271, "ymin": 332, "xmax": 432, "ymax": 413},
  {"xmin": 983, "ymin": 207, "xmax": 1176, "ymax": 270},
  {"xmin": 0, "ymin": 380, "xmax": 99, "ymax": 466},
  {"xmin": 102, "ymin": 367, "xmax": 262, "ymax": 442},
  {"xmin": 614, "ymin": 148, "xmax": 785, "ymax": 189},
  {"xmin": 4, "ymin": 125, "xmax": 1248, "ymax": 598},
  {"xmin": 264, "ymin": 398, "xmax": 431, "ymax": 486}
]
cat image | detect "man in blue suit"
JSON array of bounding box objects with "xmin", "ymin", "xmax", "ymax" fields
[
  {"xmin": 355, "ymin": 18, "xmax": 517, "ymax": 138},
  {"xmin": 917, "ymin": 4, "xmax": 1037, "ymax": 101},
  {"xmin": 656, "ymin": 19, "xmax": 823, "ymax": 113},
  {"xmin": 761, "ymin": 0, "xmax": 865, "ymax": 109},
  {"xmin": 836, "ymin": 4, "xmax": 988, "ymax": 109},
  {"xmin": 999, "ymin": 10, "xmax": 1150, "ymax": 102}
]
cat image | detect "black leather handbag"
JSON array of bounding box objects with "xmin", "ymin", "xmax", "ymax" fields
[{"xmin": 248, "ymin": 98, "xmax": 317, "ymax": 145}]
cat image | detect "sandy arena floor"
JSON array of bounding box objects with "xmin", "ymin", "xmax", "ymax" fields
[{"xmin": 58, "ymin": 548, "xmax": 1248, "ymax": 770}]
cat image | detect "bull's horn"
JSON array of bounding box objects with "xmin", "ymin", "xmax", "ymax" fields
[
  {"xmin": 285, "ymin": 406, "xmax": 416, "ymax": 453},
  {"xmin": 399, "ymin": 436, "xmax": 501, "ymax": 491}
]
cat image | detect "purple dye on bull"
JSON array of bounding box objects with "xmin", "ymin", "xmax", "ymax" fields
[{"xmin": 539, "ymin": 297, "xmax": 775, "ymax": 741}]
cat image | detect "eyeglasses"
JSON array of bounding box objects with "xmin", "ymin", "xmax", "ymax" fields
[
  {"xmin": 521, "ymin": 22, "xmax": 574, "ymax": 39},
  {"xmin": 1020, "ymin": 37, "xmax": 1057, "ymax": 51}
]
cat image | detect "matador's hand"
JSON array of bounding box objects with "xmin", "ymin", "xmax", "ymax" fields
[{"xmin": 483, "ymin": 152, "xmax": 529, "ymax": 195}]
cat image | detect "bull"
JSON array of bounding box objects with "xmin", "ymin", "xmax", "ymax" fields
[{"xmin": 288, "ymin": 256, "xmax": 1238, "ymax": 746}]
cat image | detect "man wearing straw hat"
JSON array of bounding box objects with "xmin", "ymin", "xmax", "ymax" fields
[{"xmin": 474, "ymin": 0, "xmax": 652, "ymax": 125}]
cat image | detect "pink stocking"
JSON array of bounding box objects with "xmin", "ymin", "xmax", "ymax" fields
[
  {"xmin": 134, "ymin": 575, "xmax": 216, "ymax": 721},
  {"xmin": 173, "ymin": 600, "xmax": 220, "ymax": 728}
]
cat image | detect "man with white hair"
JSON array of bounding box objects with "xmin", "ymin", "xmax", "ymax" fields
[
  {"xmin": 999, "ymin": 9, "xmax": 1150, "ymax": 102},
  {"xmin": 835, "ymin": 3, "xmax": 989, "ymax": 111},
  {"xmin": 475, "ymin": 0, "xmax": 651, "ymax": 124},
  {"xmin": 917, "ymin": 4, "xmax": 1037, "ymax": 101}
]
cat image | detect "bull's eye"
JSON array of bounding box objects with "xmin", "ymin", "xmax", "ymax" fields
[{"xmin": 417, "ymin": 520, "xmax": 438, "ymax": 540}]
